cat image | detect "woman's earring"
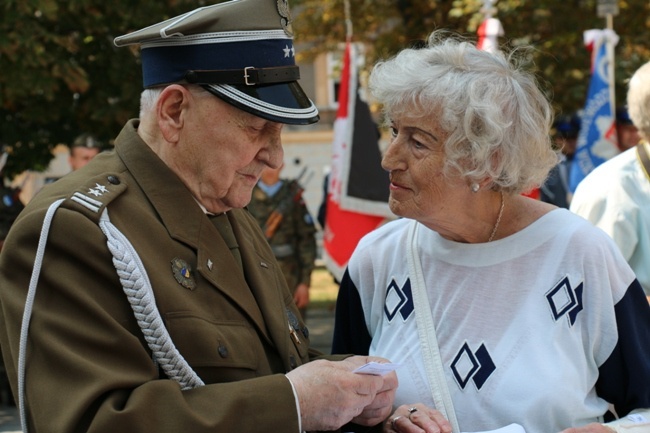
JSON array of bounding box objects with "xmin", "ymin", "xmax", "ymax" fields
[{"xmin": 471, "ymin": 183, "xmax": 480, "ymax": 193}]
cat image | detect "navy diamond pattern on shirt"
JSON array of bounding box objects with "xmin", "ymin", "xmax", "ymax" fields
[
  {"xmin": 451, "ymin": 342, "xmax": 496, "ymax": 390},
  {"xmin": 546, "ymin": 276, "xmax": 584, "ymax": 326},
  {"xmin": 384, "ymin": 278, "xmax": 414, "ymax": 322}
]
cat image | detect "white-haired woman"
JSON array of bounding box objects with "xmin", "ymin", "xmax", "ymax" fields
[{"xmin": 332, "ymin": 32, "xmax": 650, "ymax": 433}]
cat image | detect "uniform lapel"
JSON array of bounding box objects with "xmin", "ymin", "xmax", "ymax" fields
[
  {"xmin": 229, "ymin": 210, "xmax": 292, "ymax": 366},
  {"xmin": 194, "ymin": 217, "xmax": 270, "ymax": 341}
]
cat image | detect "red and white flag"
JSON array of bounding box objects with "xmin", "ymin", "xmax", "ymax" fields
[
  {"xmin": 477, "ymin": 17, "xmax": 504, "ymax": 53},
  {"xmin": 478, "ymin": 15, "xmax": 534, "ymax": 198},
  {"xmin": 322, "ymin": 40, "xmax": 391, "ymax": 282}
]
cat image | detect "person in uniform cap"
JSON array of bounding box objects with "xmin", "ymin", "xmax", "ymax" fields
[
  {"xmin": 68, "ymin": 133, "xmax": 103, "ymax": 171},
  {"xmin": 615, "ymin": 106, "xmax": 641, "ymax": 151},
  {"xmin": 540, "ymin": 113, "xmax": 580, "ymax": 208},
  {"xmin": 0, "ymin": 1, "xmax": 397, "ymax": 433}
]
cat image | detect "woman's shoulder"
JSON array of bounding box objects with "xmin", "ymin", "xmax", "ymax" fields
[{"xmin": 355, "ymin": 218, "xmax": 409, "ymax": 251}]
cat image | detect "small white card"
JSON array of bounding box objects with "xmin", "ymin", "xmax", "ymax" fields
[
  {"xmin": 353, "ymin": 361, "xmax": 401, "ymax": 376},
  {"xmin": 627, "ymin": 413, "xmax": 648, "ymax": 423},
  {"xmin": 462, "ymin": 423, "xmax": 526, "ymax": 433}
]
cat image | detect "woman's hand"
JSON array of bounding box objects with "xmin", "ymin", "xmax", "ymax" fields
[{"xmin": 383, "ymin": 403, "xmax": 452, "ymax": 433}]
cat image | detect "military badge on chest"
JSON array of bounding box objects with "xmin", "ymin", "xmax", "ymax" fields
[
  {"xmin": 287, "ymin": 308, "xmax": 309, "ymax": 342},
  {"xmin": 171, "ymin": 257, "xmax": 196, "ymax": 290}
]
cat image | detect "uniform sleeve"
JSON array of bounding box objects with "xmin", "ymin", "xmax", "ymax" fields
[
  {"xmin": 331, "ymin": 269, "xmax": 372, "ymax": 356},
  {"xmin": 0, "ymin": 206, "xmax": 301, "ymax": 433},
  {"xmin": 596, "ymin": 279, "xmax": 650, "ymax": 417}
]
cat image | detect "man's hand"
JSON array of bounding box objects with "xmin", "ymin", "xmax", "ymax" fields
[
  {"xmin": 293, "ymin": 283, "xmax": 309, "ymax": 309},
  {"xmin": 286, "ymin": 356, "xmax": 398, "ymax": 431}
]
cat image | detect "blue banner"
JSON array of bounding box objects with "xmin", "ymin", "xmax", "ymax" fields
[{"xmin": 569, "ymin": 36, "xmax": 618, "ymax": 193}]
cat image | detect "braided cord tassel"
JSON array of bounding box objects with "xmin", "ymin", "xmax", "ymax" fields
[{"xmin": 99, "ymin": 209, "xmax": 204, "ymax": 390}]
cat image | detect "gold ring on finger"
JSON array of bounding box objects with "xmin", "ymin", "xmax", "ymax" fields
[{"xmin": 390, "ymin": 415, "xmax": 405, "ymax": 431}]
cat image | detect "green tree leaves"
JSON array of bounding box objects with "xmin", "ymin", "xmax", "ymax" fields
[{"xmin": 1, "ymin": 0, "xmax": 648, "ymax": 177}]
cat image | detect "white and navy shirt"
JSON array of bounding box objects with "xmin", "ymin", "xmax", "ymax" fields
[{"xmin": 333, "ymin": 209, "xmax": 650, "ymax": 433}]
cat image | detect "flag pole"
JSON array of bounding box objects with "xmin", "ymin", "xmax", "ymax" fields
[
  {"xmin": 605, "ymin": 11, "xmax": 616, "ymax": 149},
  {"xmin": 481, "ymin": 0, "xmax": 496, "ymax": 19},
  {"xmin": 344, "ymin": 0, "xmax": 352, "ymax": 41},
  {"xmin": 597, "ymin": 1, "xmax": 618, "ymax": 144}
]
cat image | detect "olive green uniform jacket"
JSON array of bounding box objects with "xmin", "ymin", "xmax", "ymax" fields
[{"xmin": 0, "ymin": 120, "xmax": 341, "ymax": 433}]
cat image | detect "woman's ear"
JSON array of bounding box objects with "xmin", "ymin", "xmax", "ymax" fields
[{"xmin": 157, "ymin": 84, "xmax": 191, "ymax": 144}]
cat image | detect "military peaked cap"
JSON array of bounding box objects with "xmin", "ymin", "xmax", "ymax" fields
[{"xmin": 114, "ymin": 0, "xmax": 319, "ymax": 125}]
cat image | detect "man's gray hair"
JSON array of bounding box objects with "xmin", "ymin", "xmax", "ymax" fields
[
  {"xmin": 139, "ymin": 88, "xmax": 164, "ymax": 119},
  {"xmin": 369, "ymin": 31, "xmax": 558, "ymax": 194},
  {"xmin": 139, "ymin": 85, "xmax": 213, "ymax": 119}
]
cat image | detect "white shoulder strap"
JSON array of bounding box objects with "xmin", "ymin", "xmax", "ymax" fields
[
  {"xmin": 406, "ymin": 220, "xmax": 460, "ymax": 433},
  {"xmin": 18, "ymin": 202, "xmax": 203, "ymax": 433},
  {"xmin": 18, "ymin": 199, "xmax": 65, "ymax": 433}
]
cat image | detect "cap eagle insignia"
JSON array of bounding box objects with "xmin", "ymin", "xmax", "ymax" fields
[{"xmin": 277, "ymin": 0, "xmax": 293, "ymax": 37}]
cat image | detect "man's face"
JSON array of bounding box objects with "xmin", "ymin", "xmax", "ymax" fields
[
  {"xmin": 173, "ymin": 90, "xmax": 284, "ymax": 213},
  {"xmin": 69, "ymin": 147, "xmax": 101, "ymax": 171},
  {"xmin": 617, "ymin": 123, "xmax": 641, "ymax": 151}
]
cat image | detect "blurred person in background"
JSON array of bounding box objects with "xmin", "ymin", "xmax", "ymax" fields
[
  {"xmin": 248, "ymin": 162, "xmax": 317, "ymax": 319},
  {"xmin": 572, "ymin": 62, "xmax": 650, "ymax": 300},
  {"xmin": 68, "ymin": 132, "xmax": 103, "ymax": 171},
  {"xmin": 540, "ymin": 113, "xmax": 581, "ymax": 208},
  {"xmin": 616, "ymin": 106, "xmax": 641, "ymax": 151}
]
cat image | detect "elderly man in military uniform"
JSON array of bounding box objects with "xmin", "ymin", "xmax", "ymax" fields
[
  {"xmin": 248, "ymin": 163, "xmax": 317, "ymax": 320},
  {"xmin": 0, "ymin": 1, "xmax": 397, "ymax": 432}
]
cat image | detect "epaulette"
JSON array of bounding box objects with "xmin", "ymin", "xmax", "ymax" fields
[{"xmin": 60, "ymin": 173, "xmax": 127, "ymax": 223}]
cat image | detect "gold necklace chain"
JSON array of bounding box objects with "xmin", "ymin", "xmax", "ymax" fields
[{"xmin": 488, "ymin": 190, "xmax": 505, "ymax": 242}]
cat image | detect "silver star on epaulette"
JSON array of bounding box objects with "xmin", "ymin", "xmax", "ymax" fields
[
  {"xmin": 88, "ymin": 183, "xmax": 108, "ymax": 197},
  {"xmin": 283, "ymin": 45, "xmax": 291, "ymax": 58}
]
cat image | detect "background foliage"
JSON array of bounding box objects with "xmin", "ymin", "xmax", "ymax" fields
[
  {"xmin": 1, "ymin": 0, "xmax": 649, "ymax": 177},
  {"xmin": 0, "ymin": 0, "xmax": 206, "ymax": 177},
  {"xmin": 293, "ymin": 0, "xmax": 650, "ymax": 116}
]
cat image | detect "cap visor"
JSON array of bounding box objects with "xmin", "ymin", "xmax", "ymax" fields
[{"xmin": 203, "ymin": 82, "xmax": 319, "ymax": 125}]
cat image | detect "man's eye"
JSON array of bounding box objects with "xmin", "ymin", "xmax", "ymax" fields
[{"xmin": 390, "ymin": 127, "xmax": 398, "ymax": 137}]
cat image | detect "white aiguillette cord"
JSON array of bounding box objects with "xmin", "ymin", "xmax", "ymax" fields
[
  {"xmin": 406, "ymin": 220, "xmax": 461, "ymax": 433},
  {"xmin": 18, "ymin": 201, "xmax": 203, "ymax": 433}
]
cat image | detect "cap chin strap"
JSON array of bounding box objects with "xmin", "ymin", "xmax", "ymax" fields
[
  {"xmin": 184, "ymin": 65, "xmax": 300, "ymax": 86},
  {"xmin": 18, "ymin": 202, "xmax": 203, "ymax": 432}
]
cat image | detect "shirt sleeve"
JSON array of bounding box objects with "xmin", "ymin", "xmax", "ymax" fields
[
  {"xmin": 596, "ymin": 278, "xmax": 650, "ymax": 416},
  {"xmin": 331, "ymin": 269, "xmax": 372, "ymax": 356}
]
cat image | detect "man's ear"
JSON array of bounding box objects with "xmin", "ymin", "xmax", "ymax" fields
[{"xmin": 157, "ymin": 85, "xmax": 191, "ymax": 144}]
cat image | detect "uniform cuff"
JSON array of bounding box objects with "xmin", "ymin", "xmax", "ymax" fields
[{"xmin": 285, "ymin": 374, "xmax": 304, "ymax": 433}]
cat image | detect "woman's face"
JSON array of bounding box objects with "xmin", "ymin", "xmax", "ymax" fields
[{"xmin": 381, "ymin": 112, "xmax": 465, "ymax": 224}]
